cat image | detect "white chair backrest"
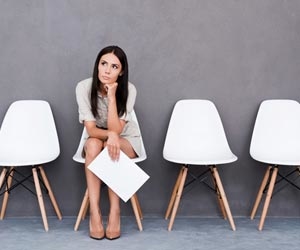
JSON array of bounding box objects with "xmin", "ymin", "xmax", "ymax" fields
[
  {"xmin": 73, "ymin": 109, "xmax": 146, "ymax": 164},
  {"xmin": 250, "ymin": 99, "xmax": 300, "ymax": 165},
  {"xmin": 163, "ymin": 99, "xmax": 237, "ymax": 165},
  {"xmin": 73, "ymin": 127, "xmax": 89, "ymax": 164},
  {"xmin": 0, "ymin": 100, "xmax": 60, "ymax": 166},
  {"xmin": 130, "ymin": 110, "xmax": 147, "ymax": 163}
]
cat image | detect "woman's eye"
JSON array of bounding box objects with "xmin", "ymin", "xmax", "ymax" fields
[
  {"xmin": 112, "ymin": 65, "xmax": 119, "ymax": 69},
  {"xmin": 101, "ymin": 62, "xmax": 107, "ymax": 66}
]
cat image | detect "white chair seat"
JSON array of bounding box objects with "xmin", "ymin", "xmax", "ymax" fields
[
  {"xmin": 164, "ymin": 152, "xmax": 237, "ymax": 166},
  {"xmin": 250, "ymin": 99, "xmax": 300, "ymax": 166},
  {"xmin": 163, "ymin": 100, "xmax": 237, "ymax": 165},
  {"xmin": 0, "ymin": 101, "xmax": 59, "ymax": 166}
]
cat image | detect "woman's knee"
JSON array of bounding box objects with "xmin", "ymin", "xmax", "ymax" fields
[
  {"xmin": 84, "ymin": 138, "xmax": 104, "ymax": 158},
  {"xmin": 119, "ymin": 138, "xmax": 137, "ymax": 158}
]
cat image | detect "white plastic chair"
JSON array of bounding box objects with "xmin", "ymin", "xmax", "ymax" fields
[
  {"xmin": 73, "ymin": 110, "xmax": 147, "ymax": 231},
  {"xmin": 0, "ymin": 100, "xmax": 62, "ymax": 231},
  {"xmin": 163, "ymin": 99, "xmax": 237, "ymax": 231},
  {"xmin": 250, "ymin": 99, "xmax": 300, "ymax": 230}
]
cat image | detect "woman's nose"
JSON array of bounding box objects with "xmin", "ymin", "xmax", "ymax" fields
[{"xmin": 105, "ymin": 66, "xmax": 111, "ymax": 74}]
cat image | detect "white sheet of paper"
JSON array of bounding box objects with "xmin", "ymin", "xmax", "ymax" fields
[{"xmin": 87, "ymin": 148, "xmax": 149, "ymax": 202}]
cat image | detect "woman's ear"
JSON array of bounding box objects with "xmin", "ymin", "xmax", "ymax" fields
[{"xmin": 119, "ymin": 72, "xmax": 123, "ymax": 76}]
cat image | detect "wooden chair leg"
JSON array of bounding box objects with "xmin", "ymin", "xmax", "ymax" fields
[
  {"xmin": 168, "ymin": 166, "xmax": 188, "ymax": 231},
  {"xmin": 32, "ymin": 167, "xmax": 48, "ymax": 232},
  {"xmin": 38, "ymin": 166, "xmax": 62, "ymax": 220},
  {"xmin": 0, "ymin": 168, "xmax": 7, "ymax": 189},
  {"xmin": 165, "ymin": 166, "xmax": 185, "ymax": 220},
  {"xmin": 258, "ymin": 166, "xmax": 278, "ymax": 231},
  {"xmin": 133, "ymin": 193, "xmax": 143, "ymax": 219},
  {"xmin": 74, "ymin": 189, "xmax": 89, "ymax": 231},
  {"xmin": 131, "ymin": 194, "xmax": 143, "ymax": 231},
  {"xmin": 211, "ymin": 170, "xmax": 227, "ymax": 220},
  {"xmin": 0, "ymin": 167, "xmax": 14, "ymax": 220},
  {"xmin": 211, "ymin": 166, "xmax": 236, "ymax": 231},
  {"xmin": 82, "ymin": 193, "xmax": 90, "ymax": 220},
  {"xmin": 250, "ymin": 166, "xmax": 272, "ymax": 219}
]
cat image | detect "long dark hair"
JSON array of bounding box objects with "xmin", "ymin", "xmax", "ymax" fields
[{"xmin": 91, "ymin": 45, "xmax": 129, "ymax": 118}]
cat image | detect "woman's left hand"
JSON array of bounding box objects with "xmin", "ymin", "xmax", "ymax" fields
[
  {"xmin": 105, "ymin": 82, "xmax": 118, "ymax": 100},
  {"xmin": 106, "ymin": 131, "xmax": 120, "ymax": 161}
]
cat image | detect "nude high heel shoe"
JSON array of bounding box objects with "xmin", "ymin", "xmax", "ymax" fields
[
  {"xmin": 106, "ymin": 213, "xmax": 121, "ymax": 240},
  {"xmin": 89, "ymin": 213, "xmax": 105, "ymax": 240}
]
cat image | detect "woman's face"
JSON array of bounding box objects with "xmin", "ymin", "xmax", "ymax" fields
[{"xmin": 98, "ymin": 53, "xmax": 123, "ymax": 85}]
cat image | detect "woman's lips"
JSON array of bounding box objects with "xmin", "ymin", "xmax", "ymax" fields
[{"xmin": 102, "ymin": 76, "xmax": 110, "ymax": 80}]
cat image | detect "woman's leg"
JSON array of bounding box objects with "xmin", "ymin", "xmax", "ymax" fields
[
  {"xmin": 84, "ymin": 138, "xmax": 105, "ymax": 239},
  {"xmin": 106, "ymin": 188, "xmax": 121, "ymax": 239},
  {"xmin": 106, "ymin": 138, "xmax": 137, "ymax": 239}
]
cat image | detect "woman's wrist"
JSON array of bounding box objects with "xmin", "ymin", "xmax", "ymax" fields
[{"xmin": 107, "ymin": 130, "xmax": 117, "ymax": 139}]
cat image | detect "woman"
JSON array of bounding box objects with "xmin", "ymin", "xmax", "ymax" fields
[{"xmin": 76, "ymin": 45, "xmax": 141, "ymax": 240}]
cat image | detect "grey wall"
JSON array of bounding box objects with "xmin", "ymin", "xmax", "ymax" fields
[{"xmin": 1, "ymin": 0, "xmax": 300, "ymax": 218}]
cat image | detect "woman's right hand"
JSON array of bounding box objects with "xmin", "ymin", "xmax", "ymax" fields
[{"xmin": 106, "ymin": 131, "xmax": 120, "ymax": 161}]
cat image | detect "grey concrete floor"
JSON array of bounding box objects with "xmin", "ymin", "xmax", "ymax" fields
[{"xmin": 0, "ymin": 216, "xmax": 300, "ymax": 250}]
